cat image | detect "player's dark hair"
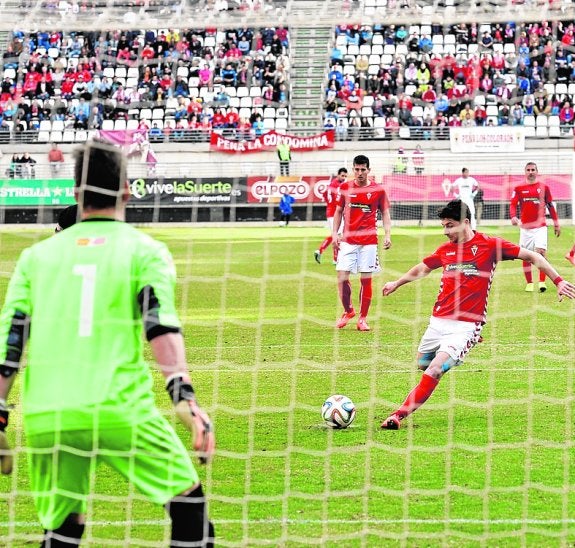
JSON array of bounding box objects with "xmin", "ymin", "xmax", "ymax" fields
[
  {"xmin": 74, "ymin": 141, "xmax": 126, "ymax": 210},
  {"xmin": 438, "ymin": 200, "xmax": 471, "ymax": 222},
  {"xmin": 353, "ymin": 154, "xmax": 370, "ymax": 168},
  {"xmin": 337, "ymin": 167, "xmax": 348, "ymax": 175}
]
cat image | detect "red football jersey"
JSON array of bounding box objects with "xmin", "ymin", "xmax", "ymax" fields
[
  {"xmin": 336, "ymin": 180, "xmax": 390, "ymax": 245},
  {"xmin": 423, "ymin": 232, "xmax": 520, "ymax": 323},
  {"xmin": 324, "ymin": 176, "xmax": 343, "ymax": 218},
  {"xmin": 509, "ymin": 181, "xmax": 557, "ymax": 229}
]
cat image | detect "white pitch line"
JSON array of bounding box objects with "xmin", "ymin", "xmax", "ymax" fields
[{"xmin": 3, "ymin": 517, "xmax": 575, "ymax": 527}]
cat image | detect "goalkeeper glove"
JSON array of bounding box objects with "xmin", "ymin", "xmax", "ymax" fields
[
  {"xmin": 0, "ymin": 400, "xmax": 13, "ymax": 475},
  {"xmin": 166, "ymin": 374, "xmax": 215, "ymax": 464}
]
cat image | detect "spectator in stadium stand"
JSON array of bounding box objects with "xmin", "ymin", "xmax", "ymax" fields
[
  {"xmin": 559, "ymin": 100, "xmax": 575, "ymax": 129},
  {"xmin": 147, "ymin": 119, "xmax": 164, "ymax": 139},
  {"xmin": 511, "ymin": 103, "xmax": 525, "ymax": 125},
  {"xmin": 48, "ymin": 143, "xmax": 65, "ymax": 177}
]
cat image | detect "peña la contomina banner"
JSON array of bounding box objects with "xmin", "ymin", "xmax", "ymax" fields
[
  {"xmin": 129, "ymin": 176, "xmax": 246, "ymax": 204},
  {"xmin": 210, "ymin": 130, "xmax": 335, "ymax": 154},
  {"xmin": 0, "ymin": 178, "xmax": 75, "ymax": 205}
]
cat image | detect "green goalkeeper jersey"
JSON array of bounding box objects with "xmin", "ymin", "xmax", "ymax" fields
[{"xmin": 0, "ymin": 219, "xmax": 181, "ymax": 435}]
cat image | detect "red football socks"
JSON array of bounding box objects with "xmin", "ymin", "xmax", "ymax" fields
[
  {"xmin": 396, "ymin": 373, "xmax": 440, "ymax": 420},
  {"xmin": 359, "ymin": 277, "xmax": 372, "ymax": 317},
  {"xmin": 522, "ymin": 261, "xmax": 532, "ymax": 284},
  {"xmin": 319, "ymin": 236, "xmax": 332, "ymax": 254},
  {"xmin": 340, "ymin": 280, "xmax": 352, "ymax": 312}
]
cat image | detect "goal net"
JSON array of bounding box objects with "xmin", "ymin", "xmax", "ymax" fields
[{"xmin": 1, "ymin": 1, "xmax": 575, "ymax": 546}]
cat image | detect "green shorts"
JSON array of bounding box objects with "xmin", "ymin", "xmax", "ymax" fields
[{"xmin": 27, "ymin": 417, "xmax": 199, "ymax": 530}]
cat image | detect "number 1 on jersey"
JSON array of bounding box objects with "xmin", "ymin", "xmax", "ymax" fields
[{"xmin": 73, "ymin": 264, "xmax": 97, "ymax": 337}]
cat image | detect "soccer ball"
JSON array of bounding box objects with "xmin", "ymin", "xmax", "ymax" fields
[{"xmin": 321, "ymin": 394, "xmax": 356, "ymax": 429}]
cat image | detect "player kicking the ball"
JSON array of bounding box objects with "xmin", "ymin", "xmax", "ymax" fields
[
  {"xmin": 380, "ymin": 200, "xmax": 575, "ymax": 430},
  {"xmin": 331, "ymin": 154, "xmax": 392, "ymax": 332},
  {"xmin": 0, "ymin": 141, "xmax": 215, "ymax": 546}
]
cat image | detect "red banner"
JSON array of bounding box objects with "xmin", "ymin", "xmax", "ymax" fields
[
  {"xmin": 210, "ymin": 130, "xmax": 335, "ymax": 154},
  {"xmin": 246, "ymin": 174, "xmax": 572, "ymax": 204}
]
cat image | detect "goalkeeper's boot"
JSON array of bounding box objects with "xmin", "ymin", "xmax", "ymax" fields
[
  {"xmin": 336, "ymin": 309, "xmax": 356, "ymax": 328},
  {"xmin": 524, "ymin": 282, "xmax": 534, "ymax": 292},
  {"xmin": 381, "ymin": 414, "xmax": 401, "ymax": 430},
  {"xmin": 314, "ymin": 250, "xmax": 321, "ymax": 264},
  {"xmin": 539, "ymin": 282, "xmax": 547, "ymax": 293},
  {"xmin": 356, "ymin": 316, "xmax": 370, "ymax": 331}
]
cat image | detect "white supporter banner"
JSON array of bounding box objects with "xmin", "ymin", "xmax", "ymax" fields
[{"xmin": 450, "ymin": 127, "xmax": 526, "ymax": 153}]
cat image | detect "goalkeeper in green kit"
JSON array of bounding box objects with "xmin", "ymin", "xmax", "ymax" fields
[{"xmin": 0, "ymin": 141, "xmax": 215, "ymax": 546}]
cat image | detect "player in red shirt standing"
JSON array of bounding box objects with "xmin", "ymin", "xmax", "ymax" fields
[
  {"xmin": 510, "ymin": 162, "xmax": 561, "ymax": 292},
  {"xmin": 331, "ymin": 155, "xmax": 392, "ymax": 332},
  {"xmin": 380, "ymin": 200, "xmax": 574, "ymax": 430},
  {"xmin": 314, "ymin": 167, "xmax": 348, "ymax": 265}
]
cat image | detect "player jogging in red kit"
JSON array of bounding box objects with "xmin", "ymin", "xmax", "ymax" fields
[{"xmin": 314, "ymin": 167, "xmax": 348, "ymax": 265}]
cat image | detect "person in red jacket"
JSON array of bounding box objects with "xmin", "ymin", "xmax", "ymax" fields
[{"xmin": 510, "ymin": 162, "xmax": 561, "ymax": 292}]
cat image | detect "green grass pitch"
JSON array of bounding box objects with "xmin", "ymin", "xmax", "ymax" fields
[{"xmin": 1, "ymin": 224, "xmax": 575, "ymax": 546}]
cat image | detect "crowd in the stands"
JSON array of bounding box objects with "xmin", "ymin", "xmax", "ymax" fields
[
  {"xmin": 0, "ymin": 25, "xmax": 290, "ymax": 141},
  {"xmin": 325, "ymin": 20, "xmax": 575, "ymax": 139}
]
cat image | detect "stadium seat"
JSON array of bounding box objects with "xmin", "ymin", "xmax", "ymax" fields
[
  {"xmin": 371, "ymin": 45, "xmax": 383, "ymax": 55},
  {"xmin": 103, "ymin": 67, "xmax": 115, "ymax": 79},
  {"xmin": 114, "ymin": 119, "xmax": 127, "ymax": 130},
  {"xmin": 347, "ymin": 45, "xmax": 359, "ymax": 56},
  {"xmin": 237, "ymin": 87, "xmax": 248, "ymax": 98},
  {"xmin": 503, "ymin": 43, "xmax": 516, "ymax": 54},
  {"xmin": 140, "ymin": 108, "xmax": 153, "ymax": 120},
  {"xmin": 399, "ymin": 126, "xmax": 411, "ymax": 139},
  {"xmin": 152, "ymin": 108, "xmax": 164, "ymax": 119},
  {"xmin": 177, "ymin": 66, "xmax": 189, "ymax": 78},
  {"xmin": 249, "ymin": 86, "xmax": 262, "ymax": 97},
  {"xmin": 359, "ymin": 44, "xmax": 371, "ymax": 55},
  {"xmin": 52, "ymin": 120, "xmax": 65, "ymax": 132},
  {"xmin": 548, "ymin": 115, "xmax": 560, "ymax": 127},
  {"xmin": 75, "ymin": 129, "xmax": 88, "ymax": 142},
  {"xmin": 127, "ymin": 67, "xmax": 139, "ymax": 79},
  {"xmin": 51, "ymin": 130, "xmax": 63, "ymax": 142},
  {"xmin": 536, "ymin": 126, "xmax": 548, "ymax": 138},
  {"xmin": 39, "ymin": 120, "xmax": 51, "ymax": 131},
  {"xmin": 63, "ymin": 130, "xmax": 75, "ymax": 142},
  {"xmin": 239, "ymin": 107, "xmax": 251, "ymax": 119},
  {"xmin": 101, "ymin": 120, "xmax": 114, "ymax": 130},
  {"xmin": 555, "ymin": 83, "xmax": 568, "ymax": 96},
  {"xmin": 37, "ymin": 130, "xmax": 50, "ymax": 142},
  {"xmin": 276, "ymin": 107, "xmax": 288, "ymax": 118},
  {"xmin": 369, "ymin": 54, "xmax": 380, "ymax": 65},
  {"xmin": 263, "ymin": 107, "xmax": 275, "ymax": 118},
  {"xmin": 263, "ymin": 118, "xmax": 275, "ymax": 130},
  {"xmin": 239, "ymin": 96, "xmax": 252, "ymax": 108},
  {"xmin": 115, "ymin": 67, "xmax": 127, "ymax": 79},
  {"xmin": 523, "ymin": 115, "xmax": 535, "ymax": 127},
  {"xmin": 536, "ymin": 115, "xmax": 548, "ymax": 127},
  {"xmin": 126, "ymin": 119, "xmax": 139, "ymax": 130},
  {"xmin": 548, "ymin": 125, "xmax": 561, "ymax": 138},
  {"xmin": 383, "ymin": 44, "xmax": 395, "ymax": 55},
  {"xmin": 372, "ymin": 34, "xmax": 384, "ymax": 45}
]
